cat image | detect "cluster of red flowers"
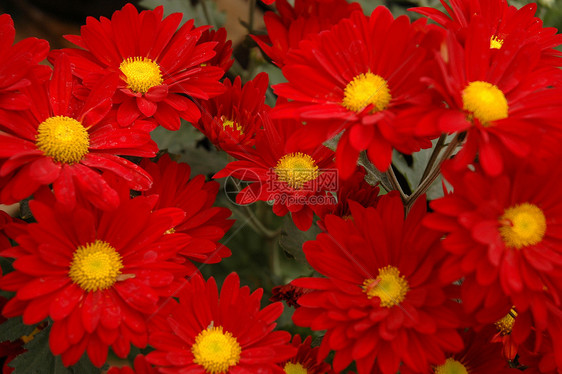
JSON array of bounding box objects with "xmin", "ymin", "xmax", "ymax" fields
[{"xmin": 0, "ymin": 0, "xmax": 561, "ymax": 373}]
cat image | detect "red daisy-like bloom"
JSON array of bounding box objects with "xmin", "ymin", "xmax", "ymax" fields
[
  {"xmin": 518, "ymin": 332, "xmax": 559, "ymax": 374},
  {"xmin": 0, "ymin": 14, "xmax": 50, "ymax": 112},
  {"xmin": 0, "ymin": 55, "xmax": 157, "ymax": 211},
  {"xmin": 491, "ymin": 308, "xmax": 519, "ymax": 361},
  {"xmin": 313, "ymin": 165, "xmax": 380, "ymax": 231},
  {"xmin": 251, "ymin": 0, "xmax": 361, "ymax": 67},
  {"xmin": 402, "ymin": 326, "xmax": 516, "ymax": 374},
  {"xmin": 423, "ymin": 163, "xmax": 562, "ymax": 361},
  {"xmin": 270, "ymin": 282, "xmax": 310, "ymax": 308},
  {"xmin": 0, "ymin": 211, "xmax": 14, "ymax": 258},
  {"xmin": 272, "ymin": 7, "xmax": 442, "ymax": 178},
  {"xmin": 214, "ymin": 114, "xmax": 335, "ymax": 231},
  {"xmin": 411, "ymin": 16, "xmax": 562, "ymax": 176},
  {"xmin": 194, "ymin": 72, "xmax": 270, "ymax": 151},
  {"xmin": 107, "ymin": 355, "xmax": 157, "ymax": 374},
  {"xmin": 411, "ymin": 0, "xmax": 562, "ymax": 66},
  {"xmin": 53, "ymin": 3, "xmax": 226, "ymax": 130},
  {"xmin": 146, "ymin": 272, "xmax": 296, "ymax": 373},
  {"xmin": 424, "ymin": 166, "xmax": 562, "ymax": 316},
  {"xmin": 292, "ymin": 193, "xmax": 464, "ymax": 374},
  {"xmin": 140, "ymin": 154, "xmax": 234, "ymax": 269},
  {"xmin": 0, "ymin": 189, "xmax": 190, "ymax": 367},
  {"xmin": 198, "ymin": 27, "xmax": 234, "ymax": 73},
  {"xmin": 279, "ymin": 335, "xmax": 333, "ymax": 374}
]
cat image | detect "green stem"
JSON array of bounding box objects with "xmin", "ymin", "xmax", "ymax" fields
[
  {"xmin": 248, "ymin": 0, "xmax": 256, "ymax": 34},
  {"xmin": 405, "ymin": 133, "xmax": 461, "ymax": 211},
  {"xmin": 419, "ymin": 133, "xmax": 447, "ymax": 183},
  {"xmin": 243, "ymin": 204, "xmax": 281, "ymax": 239},
  {"xmin": 199, "ymin": 0, "xmax": 214, "ymax": 27},
  {"xmin": 386, "ymin": 165, "xmax": 408, "ymax": 205},
  {"xmin": 359, "ymin": 151, "xmax": 394, "ymax": 192}
]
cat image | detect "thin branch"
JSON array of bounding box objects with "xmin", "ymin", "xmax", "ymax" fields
[
  {"xmin": 386, "ymin": 165, "xmax": 408, "ymax": 204},
  {"xmin": 406, "ymin": 133, "xmax": 461, "ymax": 209},
  {"xmin": 420, "ymin": 133, "xmax": 447, "ymax": 182}
]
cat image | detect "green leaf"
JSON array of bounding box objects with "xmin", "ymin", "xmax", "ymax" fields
[
  {"xmin": 138, "ymin": 0, "xmax": 226, "ymax": 28},
  {"xmin": 9, "ymin": 325, "xmax": 56, "ymax": 374},
  {"xmin": 9, "ymin": 323, "xmax": 106, "ymax": 374},
  {"xmin": 0, "ymin": 316, "xmax": 37, "ymax": 343},
  {"xmin": 279, "ymin": 216, "xmax": 320, "ymax": 266},
  {"xmin": 392, "ymin": 137, "xmax": 454, "ymax": 200}
]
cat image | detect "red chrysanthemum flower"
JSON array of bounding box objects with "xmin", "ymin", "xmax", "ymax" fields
[
  {"xmin": 279, "ymin": 335, "xmax": 333, "ymax": 374},
  {"xmin": 423, "ymin": 163, "xmax": 562, "ymax": 366},
  {"xmin": 0, "ymin": 189, "xmax": 190, "ymax": 367},
  {"xmin": 492, "ymin": 307, "xmax": 519, "ymax": 361},
  {"xmin": 214, "ymin": 115, "xmax": 335, "ymax": 231},
  {"xmin": 402, "ymin": 326, "xmax": 516, "ymax": 374},
  {"xmin": 272, "ymin": 7, "xmax": 444, "ymax": 178},
  {"xmin": 270, "ymin": 282, "xmax": 311, "ymax": 308},
  {"xmin": 146, "ymin": 272, "xmax": 296, "ymax": 373},
  {"xmin": 53, "ymin": 4, "xmax": 226, "ymax": 130},
  {"xmin": 140, "ymin": 154, "xmax": 234, "ymax": 269},
  {"xmin": 411, "ymin": 16, "xmax": 562, "ymax": 176},
  {"xmin": 0, "ymin": 55, "xmax": 157, "ymax": 210},
  {"xmin": 251, "ymin": 0, "xmax": 361, "ymax": 67},
  {"xmin": 198, "ymin": 27, "xmax": 234, "ymax": 73},
  {"xmin": 0, "ymin": 14, "xmax": 50, "ymax": 112},
  {"xmin": 194, "ymin": 72, "xmax": 270, "ymax": 151},
  {"xmin": 518, "ymin": 332, "xmax": 559, "ymax": 374},
  {"xmin": 424, "ymin": 163, "xmax": 562, "ymax": 309},
  {"xmin": 0, "ymin": 211, "xmax": 13, "ymax": 258},
  {"xmin": 411, "ymin": 0, "xmax": 562, "ymax": 66},
  {"xmin": 107, "ymin": 355, "xmax": 157, "ymax": 374},
  {"xmin": 312, "ymin": 166, "xmax": 380, "ymax": 231},
  {"xmin": 292, "ymin": 193, "xmax": 464, "ymax": 374}
]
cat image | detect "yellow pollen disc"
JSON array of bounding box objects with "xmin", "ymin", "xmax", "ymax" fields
[
  {"xmin": 495, "ymin": 308, "xmax": 517, "ymax": 335},
  {"xmin": 462, "ymin": 81, "xmax": 508, "ymax": 125},
  {"xmin": 275, "ymin": 152, "xmax": 319, "ymax": 189},
  {"xmin": 363, "ymin": 265, "xmax": 409, "ymax": 308},
  {"xmin": 221, "ymin": 117, "xmax": 244, "ymax": 135},
  {"xmin": 35, "ymin": 116, "xmax": 89, "ymax": 164},
  {"xmin": 284, "ymin": 362, "xmax": 308, "ymax": 374},
  {"xmin": 164, "ymin": 227, "xmax": 176, "ymax": 235},
  {"xmin": 68, "ymin": 240, "xmax": 124, "ymax": 292},
  {"xmin": 490, "ymin": 35, "xmax": 504, "ymax": 49},
  {"xmin": 119, "ymin": 56, "xmax": 163, "ymax": 94},
  {"xmin": 434, "ymin": 358, "xmax": 469, "ymax": 374},
  {"xmin": 499, "ymin": 203, "xmax": 546, "ymax": 250},
  {"xmin": 342, "ymin": 72, "xmax": 391, "ymax": 113},
  {"xmin": 192, "ymin": 325, "xmax": 241, "ymax": 373}
]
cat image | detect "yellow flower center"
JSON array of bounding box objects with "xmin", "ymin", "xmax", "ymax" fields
[
  {"xmin": 435, "ymin": 358, "xmax": 469, "ymax": 374},
  {"xmin": 119, "ymin": 57, "xmax": 163, "ymax": 94},
  {"xmin": 192, "ymin": 325, "xmax": 241, "ymax": 374},
  {"xmin": 221, "ymin": 117, "xmax": 244, "ymax": 135},
  {"xmin": 363, "ymin": 265, "xmax": 409, "ymax": 308},
  {"xmin": 284, "ymin": 362, "xmax": 308, "ymax": 374},
  {"xmin": 499, "ymin": 203, "xmax": 546, "ymax": 249},
  {"xmin": 342, "ymin": 72, "xmax": 391, "ymax": 113},
  {"xmin": 462, "ymin": 81, "xmax": 508, "ymax": 125},
  {"xmin": 495, "ymin": 308, "xmax": 517, "ymax": 335},
  {"xmin": 35, "ymin": 116, "xmax": 89, "ymax": 164},
  {"xmin": 68, "ymin": 240, "xmax": 123, "ymax": 292},
  {"xmin": 490, "ymin": 35, "xmax": 504, "ymax": 49},
  {"xmin": 275, "ymin": 152, "xmax": 319, "ymax": 189}
]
